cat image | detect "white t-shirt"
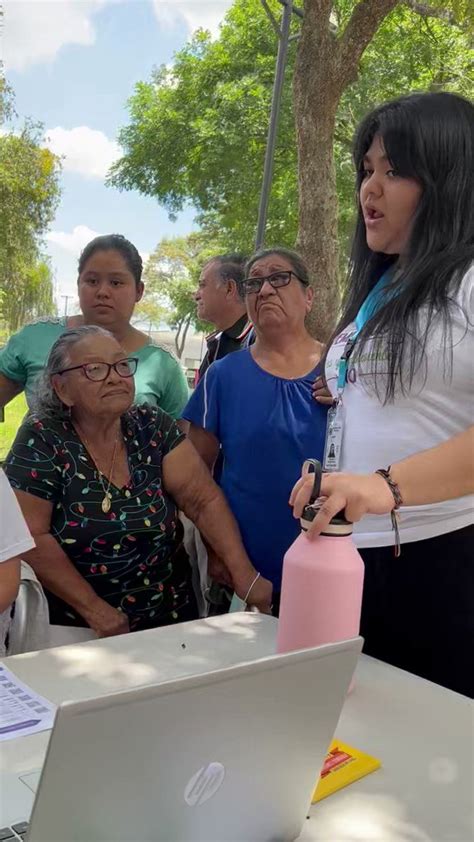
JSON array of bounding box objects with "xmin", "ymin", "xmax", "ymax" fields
[
  {"xmin": 0, "ymin": 468, "xmax": 35, "ymax": 563},
  {"xmin": 325, "ymin": 265, "xmax": 474, "ymax": 548}
]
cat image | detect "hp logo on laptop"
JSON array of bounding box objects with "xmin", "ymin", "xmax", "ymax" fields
[{"xmin": 184, "ymin": 762, "xmax": 226, "ymax": 807}]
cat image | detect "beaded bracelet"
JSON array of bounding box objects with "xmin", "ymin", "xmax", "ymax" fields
[
  {"xmin": 375, "ymin": 466, "xmax": 403, "ymax": 508},
  {"xmin": 375, "ymin": 466, "xmax": 403, "ymax": 557}
]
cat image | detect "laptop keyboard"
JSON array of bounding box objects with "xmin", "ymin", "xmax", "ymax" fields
[{"xmin": 0, "ymin": 822, "xmax": 29, "ymax": 840}]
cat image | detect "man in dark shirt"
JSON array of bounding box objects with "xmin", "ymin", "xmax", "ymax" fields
[
  {"xmin": 195, "ymin": 253, "xmax": 253, "ymax": 381},
  {"xmin": 193, "ymin": 253, "xmax": 252, "ymax": 613}
]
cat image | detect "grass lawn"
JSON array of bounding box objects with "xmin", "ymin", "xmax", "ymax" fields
[{"xmin": 0, "ymin": 392, "xmax": 28, "ymax": 462}]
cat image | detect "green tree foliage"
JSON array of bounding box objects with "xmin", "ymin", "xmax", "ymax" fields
[
  {"xmin": 110, "ymin": 0, "xmax": 473, "ymax": 263},
  {"xmin": 1, "ymin": 259, "xmax": 56, "ymax": 336},
  {"xmin": 0, "ymin": 119, "xmax": 61, "ymax": 333},
  {"xmin": 133, "ymin": 295, "xmax": 168, "ymax": 335},
  {"xmin": 109, "ymin": 1, "xmax": 293, "ymax": 251},
  {"xmin": 0, "ymin": 76, "xmax": 14, "ymax": 125},
  {"xmin": 143, "ymin": 233, "xmax": 221, "ymax": 358}
]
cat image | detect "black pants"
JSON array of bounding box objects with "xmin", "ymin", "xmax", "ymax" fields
[{"xmin": 359, "ymin": 524, "xmax": 474, "ymax": 698}]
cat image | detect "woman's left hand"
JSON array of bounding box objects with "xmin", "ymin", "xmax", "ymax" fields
[
  {"xmin": 312, "ymin": 375, "xmax": 335, "ymax": 405},
  {"xmin": 290, "ymin": 471, "xmax": 395, "ymax": 537},
  {"xmin": 81, "ymin": 598, "xmax": 130, "ymax": 637},
  {"xmin": 234, "ymin": 571, "xmax": 273, "ymax": 614}
]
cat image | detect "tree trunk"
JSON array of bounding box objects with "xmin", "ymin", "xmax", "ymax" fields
[
  {"xmin": 294, "ymin": 1, "xmax": 347, "ymax": 342},
  {"xmin": 174, "ymin": 318, "xmax": 185, "ymax": 359},
  {"xmin": 174, "ymin": 314, "xmax": 192, "ymax": 359},
  {"xmin": 294, "ymin": 72, "xmax": 340, "ymax": 342},
  {"xmin": 178, "ymin": 314, "xmax": 192, "ymax": 360},
  {"xmin": 294, "ymin": 0, "xmax": 400, "ymax": 342}
]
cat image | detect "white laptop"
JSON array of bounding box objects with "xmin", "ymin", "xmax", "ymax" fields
[{"xmin": 3, "ymin": 636, "xmax": 361, "ymax": 842}]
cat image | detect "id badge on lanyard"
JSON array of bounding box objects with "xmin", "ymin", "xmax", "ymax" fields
[
  {"xmin": 323, "ymin": 401, "xmax": 344, "ymax": 471},
  {"xmin": 323, "ymin": 336, "xmax": 356, "ymax": 472}
]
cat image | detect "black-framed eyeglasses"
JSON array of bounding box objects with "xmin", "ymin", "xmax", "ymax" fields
[
  {"xmin": 241, "ymin": 270, "xmax": 308, "ymax": 295},
  {"xmin": 54, "ymin": 357, "xmax": 139, "ymax": 382}
]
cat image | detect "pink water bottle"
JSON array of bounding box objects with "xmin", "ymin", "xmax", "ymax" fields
[{"xmin": 277, "ymin": 459, "xmax": 365, "ymax": 655}]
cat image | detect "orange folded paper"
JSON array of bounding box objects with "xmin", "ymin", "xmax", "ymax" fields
[{"xmin": 312, "ymin": 739, "xmax": 381, "ymax": 802}]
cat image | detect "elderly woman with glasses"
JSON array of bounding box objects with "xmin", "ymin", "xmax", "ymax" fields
[
  {"xmin": 183, "ymin": 248, "xmax": 328, "ymax": 611},
  {"xmin": 4, "ymin": 326, "xmax": 272, "ymax": 637}
]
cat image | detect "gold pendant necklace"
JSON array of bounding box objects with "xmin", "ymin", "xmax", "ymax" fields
[
  {"xmin": 101, "ymin": 490, "xmax": 112, "ymax": 514},
  {"xmin": 75, "ymin": 426, "xmax": 119, "ymax": 513}
]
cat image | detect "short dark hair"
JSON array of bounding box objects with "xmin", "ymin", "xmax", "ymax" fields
[
  {"xmin": 205, "ymin": 253, "xmax": 247, "ymax": 301},
  {"xmin": 245, "ymin": 247, "xmax": 310, "ymax": 286},
  {"xmin": 78, "ymin": 234, "xmax": 143, "ymax": 288}
]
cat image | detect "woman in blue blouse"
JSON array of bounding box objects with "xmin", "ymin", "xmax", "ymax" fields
[{"xmin": 183, "ymin": 248, "xmax": 328, "ymax": 605}]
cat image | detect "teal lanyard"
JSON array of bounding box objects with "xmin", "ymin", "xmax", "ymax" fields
[{"xmin": 336, "ymin": 270, "xmax": 392, "ymax": 392}]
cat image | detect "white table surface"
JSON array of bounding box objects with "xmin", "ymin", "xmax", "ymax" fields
[{"xmin": 1, "ymin": 613, "xmax": 472, "ymax": 842}]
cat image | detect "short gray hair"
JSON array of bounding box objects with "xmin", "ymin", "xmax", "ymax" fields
[
  {"xmin": 203, "ymin": 253, "xmax": 247, "ymax": 301},
  {"xmin": 31, "ymin": 325, "xmax": 113, "ymax": 419}
]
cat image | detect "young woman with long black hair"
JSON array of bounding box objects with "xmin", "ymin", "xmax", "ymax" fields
[{"xmin": 293, "ymin": 91, "xmax": 474, "ymax": 697}]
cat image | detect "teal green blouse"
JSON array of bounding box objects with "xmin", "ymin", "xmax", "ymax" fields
[{"xmin": 0, "ymin": 318, "xmax": 189, "ymax": 419}]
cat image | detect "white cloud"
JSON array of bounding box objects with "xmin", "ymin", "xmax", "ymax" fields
[
  {"xmin": 46, "ymin": 225, "xmax": 100, "ymax": 256},
  {"xmin": 152, "ymin": 0, "xmax": 233, "ymax": 37},
  {"xmin": 44, "ymin": 126, "xmax": 122, "ymax": 179},
  {"xmin": 2, "ymin": 1, "xmax": 232, "ymax": 73},
  {"xmin": 1, "ymin": 0, "xmax": 116, "ymax": 72}
]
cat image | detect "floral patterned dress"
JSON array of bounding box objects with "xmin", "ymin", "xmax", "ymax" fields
[{"xmin": 5, "ymin": 405, "xmax": 198, "ymax": 631}]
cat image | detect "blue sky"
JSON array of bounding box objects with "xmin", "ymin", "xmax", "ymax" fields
[{"xmin": 2, "ymin": 1, "xmax": 233, "ymax": 310}]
